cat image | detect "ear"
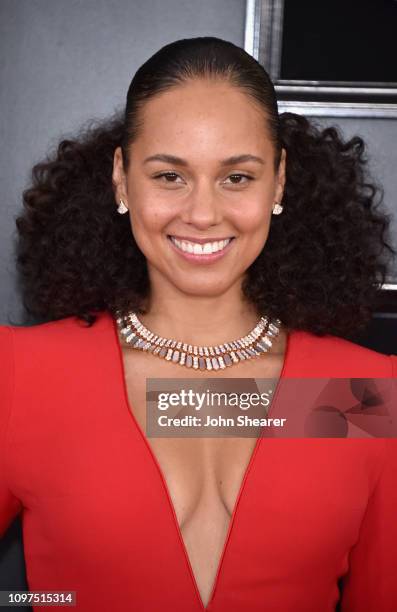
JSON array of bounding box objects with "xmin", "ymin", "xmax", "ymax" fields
[
  {"xmin": 112, "ymin": 147, "xmax": 129, "ymax": 204},
  {"xmin": 275, "ymin": 148, "xmax": 286, "ymax": 203}
]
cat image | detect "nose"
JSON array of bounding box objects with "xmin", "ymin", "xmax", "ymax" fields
[{"xmin": 180, "ymin": 178, "xmax": 223, "ymax": 229}]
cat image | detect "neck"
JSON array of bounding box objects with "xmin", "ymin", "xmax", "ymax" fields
[{"xmin": 137, "ymin": 288, "xmax": 262, "ymax": 348}]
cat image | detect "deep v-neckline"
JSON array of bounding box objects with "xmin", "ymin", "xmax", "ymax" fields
[{"xmin": 109, "ymin": 312, "xmax": 293, "ymax": 610}]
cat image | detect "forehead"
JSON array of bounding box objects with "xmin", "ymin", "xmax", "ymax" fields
[{"xmin": 136, "ymin": 80, "xmax": 272, "ymax": 154}]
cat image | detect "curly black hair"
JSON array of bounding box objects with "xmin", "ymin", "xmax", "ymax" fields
[{"xmin": 12, "ymin": 36, "xmax": 395, "ymax": 339}]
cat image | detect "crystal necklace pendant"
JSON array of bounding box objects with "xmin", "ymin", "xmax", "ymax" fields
[{"xmin": 115, "ymin": 311, "xmax": 282, "ymax": 371}]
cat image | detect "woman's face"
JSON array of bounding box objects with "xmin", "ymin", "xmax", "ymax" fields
[{"xmin": 113, "ymin": 79, "xmax": 286, "ymax": 300}]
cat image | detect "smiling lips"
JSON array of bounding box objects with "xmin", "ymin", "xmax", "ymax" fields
[{"xmin": 168, "ymin": 235, "xmax": 235, "ymax": 262}]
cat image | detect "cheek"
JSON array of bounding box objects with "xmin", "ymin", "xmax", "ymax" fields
[
  {"xmin": 130, "ymin": 198, "xmax": 171, "ymax": 234},
  {"xmin": 231, "ymin": 198, "xmax": 272, "ymax": 233},
  {"xmin": 127, "ymin": 177, "xmax": 170, "ymax": 228},
  {"xmin": 229, "ymin": 179, "xmax": 276, "ymax": 227}
]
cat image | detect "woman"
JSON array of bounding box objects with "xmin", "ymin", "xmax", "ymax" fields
[{"xmin": 1, "ymin": 36, "xmax": 396, "ymax": 611}]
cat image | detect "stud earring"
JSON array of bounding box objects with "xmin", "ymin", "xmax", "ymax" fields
[
  {"xmin": 117, "ymin": 199, "xmax": 129, "ymax": 215},
  {"xmin": 272, "ymin": 202, "xmax": 283, "ymax": 215}
]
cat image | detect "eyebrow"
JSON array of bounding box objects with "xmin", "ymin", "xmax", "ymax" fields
[{"xmin": 143, "ymin": 153, "xmax": 265, "ymax": 166}]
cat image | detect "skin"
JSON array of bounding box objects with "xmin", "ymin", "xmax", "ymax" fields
[
  {"xmin": 112, "ymin": 77, "xmax": 286, "ymax": 350},
  {"xmin": 111, "ymin": 78, "xmax": 288, "ymax": 607}
]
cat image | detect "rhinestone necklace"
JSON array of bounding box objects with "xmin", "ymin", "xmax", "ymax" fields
[{"xmin": 116, "ymin": 311, "xmax": 282, "ymax": 371}]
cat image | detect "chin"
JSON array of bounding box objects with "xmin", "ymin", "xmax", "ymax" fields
[{"xmin": 172, "ymin": 279, "xmax": 233, "ymax": 298}]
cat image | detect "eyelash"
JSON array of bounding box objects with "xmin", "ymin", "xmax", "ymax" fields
[{"xmin": 153, "ymin": 172, "xmax": 254, "ymax": 185}]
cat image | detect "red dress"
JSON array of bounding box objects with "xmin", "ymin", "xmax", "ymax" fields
[{"xmin": 0, "ymin": 310, "xmax": 396, "ymax": 611}]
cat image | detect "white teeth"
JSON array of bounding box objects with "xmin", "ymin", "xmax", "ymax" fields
[{"xmin": 170, "ymin": 237, "xmax": 232, "ymax": 255}]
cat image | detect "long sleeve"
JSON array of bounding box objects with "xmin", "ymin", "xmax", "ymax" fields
[
  {"xmin": 0, "ymin": 325, "xmax": 23, "ymax": 537},
  {"xmin": 340, "ymin": 355, "xmax": 397, "ymax": 611}
]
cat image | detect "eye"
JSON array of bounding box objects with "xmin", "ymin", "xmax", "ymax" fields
[
  {"xmin": 152, "ymin": 171, "xmax": 254, "ymax": 186},
  {"xmin": 224, "ymin": 174, "xmax": 254, "ymax": 185},
  {"xmin": 153, "ymin": 172, "xmax": 184, "ymax": 183}
]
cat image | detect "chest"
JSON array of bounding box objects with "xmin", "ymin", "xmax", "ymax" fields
[
  {"xmin": 120, "ymin": 347, "xmax": 285, "ymax": 607},
  {"xmin": 121, "ymin": 349, "xmax": 278, "ymax": 521}
]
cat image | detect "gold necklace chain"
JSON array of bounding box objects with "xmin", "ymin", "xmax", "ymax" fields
[{"xmin": 116, "ymin": 311, "xmax": 282, "ymax": 371}]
